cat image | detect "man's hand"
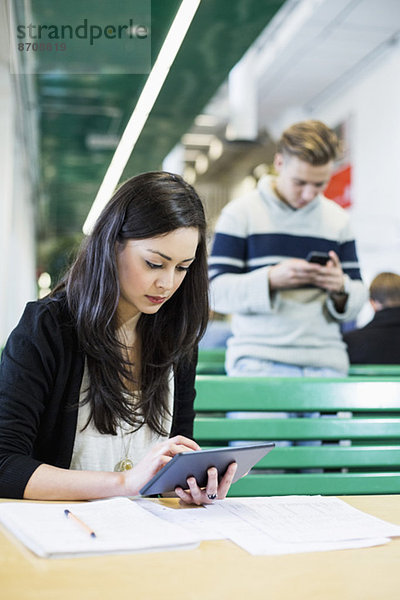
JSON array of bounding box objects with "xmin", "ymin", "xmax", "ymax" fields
[
  {"xmin": 310, "ymin": 250, "xmax": 346, "ymax": 294},
  {"xmin": 269, "ymin": 257, "xmax": 327, "ymax": 290},
  {"xmin": 268, "ymin": 251, "xmax": 346, "ymax": 294}
]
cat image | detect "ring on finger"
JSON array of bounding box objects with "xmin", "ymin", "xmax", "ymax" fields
[{"xmin": 207, "ymin": 493, "xmax": 217, "ymax": 500}]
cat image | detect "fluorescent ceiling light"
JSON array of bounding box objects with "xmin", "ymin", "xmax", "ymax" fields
[
  {"xmin": 184, "ymin": 149, "xmax": 201, "ymax": 161},
  {"xmin": 83, "ymin": 0, "xmax": 202, "ymax": 235},
  {"xmin": 183, "ymin": 165, "xmax": 196, "ymax": 184},
  {"xmin": 181, "ymin": 133, "xmax": 215, "ymax": 146},
  {"xmin": 208, "ymin": 136, "xmax": 223, "ymax": 160},
  {"xmin": 194, "ymin": 153, "xmax": 208, "ymax": 174},
  {"xmin": 194, "ymin": 114, "xmax": 219, "ymax": 127}
]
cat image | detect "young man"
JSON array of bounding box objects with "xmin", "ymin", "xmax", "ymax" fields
[
  {"xmin": 343, "ymin": 272, "xmax": 400, "ymax": 364},
  {"xmin": 209, "ymin": 120, "xmax": 367, "ymax": 376}
]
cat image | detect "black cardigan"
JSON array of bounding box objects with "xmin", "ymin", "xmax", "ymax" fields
[{"xmin": 0, "ymin": 294, "xmax": 196, "ymax": 498}]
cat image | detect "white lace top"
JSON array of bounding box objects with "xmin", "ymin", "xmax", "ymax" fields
[{"xmin": 70, "ymin": 362, "xmax": 174, "ymax": 472}]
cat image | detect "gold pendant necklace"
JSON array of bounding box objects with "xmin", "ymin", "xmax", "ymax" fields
[
  {"xmin": 114, "ymin": 458, "xmax": 133, "ymax": 472},
  {"xmin": 114, "ymin": 319, "xmax": 140, "ymax": 472},
  {"xmin": 114, "ymin": 427, "xmax": 134, "ymax": 472}
]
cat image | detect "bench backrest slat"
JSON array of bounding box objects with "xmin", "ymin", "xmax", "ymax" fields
[
  {"xmin": 231, "ymin": 473, "xmax": 400, "ymax": 496},
  {"xmin": 194, "ymin": 417, "xmax": 400, "ymax": 440},
  {"xmin": 194, "ymin": 376, "xmax": 400, "ymax": 496},
  {"xmin": 197, "ymin": 353, "xmax": 400, "ymax": 378},
  {"xmin": 195, "ymin": 376, "xmax": 400, "ymax": 411},
  {"xmin": 349, "ymin": 364, "xmax": 400, "ymax": 377}
]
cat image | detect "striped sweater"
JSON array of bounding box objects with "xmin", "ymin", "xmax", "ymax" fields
[{"xmin": 209, "ymin": 175, "xmax": 368, "ymax": 373}]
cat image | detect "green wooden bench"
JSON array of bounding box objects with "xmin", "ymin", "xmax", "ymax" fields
[
  {"xmin": 194, "ymin": 375, "xmax": 400, "ymax": 496},
  {"xmin": 196, "ymin": 361, "xmax": 226, "ymax": 374},
  {"xmin": 197, "ymin": 350, "xmax": 400, "ymax": 378},
  {"xmin": 198, "ymin": 349, "xmax": 226, "ymax": 362},
  {"xmin": 349, "ymin": 364, "xmax": 400, "ymax": 377},
  {"xmin": 197, "ymin": 349, "xmax": 226, "ymax": 374}
]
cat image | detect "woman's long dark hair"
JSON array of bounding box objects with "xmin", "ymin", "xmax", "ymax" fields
[{"xmin": 52, "ymin": 171, "xmax": 209, "ymax": 435}]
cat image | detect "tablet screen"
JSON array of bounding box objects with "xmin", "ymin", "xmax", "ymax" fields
[{"xmin": 139, "ymin": 442, "xmax": 275, "ymax": 496}]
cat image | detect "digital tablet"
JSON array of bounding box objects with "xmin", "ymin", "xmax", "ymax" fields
[{"xmin": 139, "ymin": 442, "xmax": 275, "ymax": 496}]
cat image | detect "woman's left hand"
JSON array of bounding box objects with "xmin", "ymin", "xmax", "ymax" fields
[{"xmin": 174, "ymin": 462, "xmax": 238, "ymax": 505}]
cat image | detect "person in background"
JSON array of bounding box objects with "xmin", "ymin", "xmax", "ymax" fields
[
  {"xmin": 0, "ymin": 171, "xmax": 236, "ymax": 501},
  {"xmin": 343, "ymin": 272, "xmax": 400, "ymax": 364},
  {"xmin": 199, "ymin": 311, "xmax": 232, "ymax": 350},
  {"xmin": 209, "ymin": 120, "xmax": 367, "ymax": 377}
]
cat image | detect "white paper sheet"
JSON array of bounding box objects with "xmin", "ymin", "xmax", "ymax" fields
[
  {"xmin": 202, "ymin": 497, "xmax": 396, "ymax": 555},
  {"xmin": 0, "ymin": 497, "xmax": 199, "ymax": 558},
  {"xmin": 5, "ymin": 495, "xmax": 398, "ymax": 559},
  {"xmin": 136, "ymin": 498, "xmax": 227, "ymax": 540},
  {"xmin": 207, "ymin": 496, "xmax": 400, "ymax": 540},
  {"xmin": 228, "ymin": 535, "xmax": 390, "ymax": 556},
  {"xmin": 139, "ymin": 495, "xmax": 400, "ymax": 556}
]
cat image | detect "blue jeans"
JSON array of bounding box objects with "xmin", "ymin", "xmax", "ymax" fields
[
  {"xmin": 228, "ymin": 357, "xmax": 345, "ymax": 378},
  {"xmin": 227, "ymin": 358, "xmax": 345, "ymax": 454}
]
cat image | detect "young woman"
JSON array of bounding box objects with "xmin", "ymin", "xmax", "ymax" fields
[{"xmin": 0, "ymin": 171, "xmax": 237, "ymax": 502}]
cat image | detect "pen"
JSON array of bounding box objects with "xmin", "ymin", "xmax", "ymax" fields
[{"xmin": 64, "ymin": 509, "xmax": 96, "ymax": 538}]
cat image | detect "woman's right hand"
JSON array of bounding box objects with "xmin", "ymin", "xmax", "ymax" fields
[{"xmin": 122, "ymin": 435, "xmax": 201, "ymax": 496}]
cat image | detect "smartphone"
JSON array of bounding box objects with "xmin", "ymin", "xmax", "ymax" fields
[{"xmin": 306, "ymin": 251, "xmax": 330, "ymax": 265}]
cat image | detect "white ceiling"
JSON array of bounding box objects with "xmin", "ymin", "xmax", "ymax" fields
[
  {"xmin": 255, "ymin": 0, "xmax": 400, "ymax": 121},
  {"xmin": 180, "ymin": 0, "xmax": 400, "ymax": 187}
]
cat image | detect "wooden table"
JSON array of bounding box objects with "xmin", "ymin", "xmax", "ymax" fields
[{"xmin": 1, "ymin": 495, "xmax": 399, "ymax": 600}]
